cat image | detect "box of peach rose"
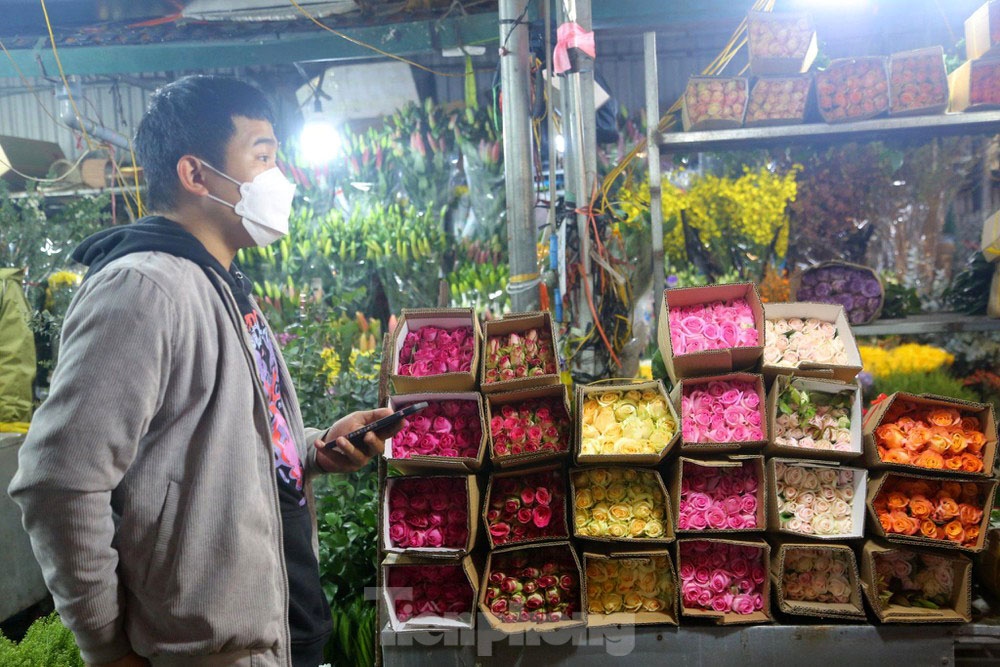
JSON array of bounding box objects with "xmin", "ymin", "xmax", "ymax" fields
[
  {"xmin": 574, "ymin": 380, "xmax": 679, "ymax": 466},
  {"xmin": 486, "ymin": 385, "xmax": 573, "ymax": 469},
  {"xmin": 383, "ymin": 392, "xmax": 488, "ymax": 475},
  {"xmin": 860, "ymin": 539, "xmax": 972, "ymax": 623},
  {"xmin": 761, "ymin": 302, "xmax": 863, "ymax": 384},
  {"xmin": 766, "ymin": 458, "xmax": 867, "ymax": 540},
  {"xmin": 766, "ymin": 375, "xmax": 863, "ymax": 463},
  {"xmin": 675, "ymin": 537, "xmax": 773, "ymax": 625},
  {"xmin": 681, "ymin": 76, "xmax": 749, "ymax": 132},
  {"xmin": 389, "ymin": 308, "xmax": 481, "ymax": 394},
  {"xmin": 480, "ymin": 311, "xmax": 561, "ymax": 395},
  {"xmin": 862, "ymin": 392, "xmax": 997, "ymax": 478},
  {"xmin": 670, "ymin": 456, "xmax": 767, "ymax": 534},
  {"xmin": 381, "ymin": 553, "xmax": 479, "ymax": 632},
  {"xmin": 747, "ymin": 11, "xmax": 819, "ymax": 76},
  {"xmin": 381, "ymin": 474, "xmax": 479, "ymax": 558},
  {"xmin": 769, "ymin": 540, "xmax": 865, "ymax": 620},
  {"xmin": 582, "ymin": 549, "xmax": 679, "ymax": 627},
  {"xmin": 670, "ymin": 372, "xmax": 768, "ymax": 453}
]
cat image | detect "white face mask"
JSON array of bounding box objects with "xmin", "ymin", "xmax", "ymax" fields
[{"xmin": 201, "ymin": 161, "xmax": 296, "ymax": 246}]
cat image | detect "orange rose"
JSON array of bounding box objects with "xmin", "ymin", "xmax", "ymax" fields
[
  {"xmin": 944, "ymin": 456, "xmax": 964, "ymax": 471},
  {"xmin": 908, "ymin": 495, "xmax": 934, "ymax": 519},
  {"xmin": 905, "ymin": 426, "xmax": 931, "ymax": 452},
  {"xmin": 942, "ymin": 482, "xmax": 963, "ymax": 499},
  {"xmin": 873, "ymin": 497, "xmax": 889, "ymax": 515},
  {"xmin": 886, "ymin": 491, "xmax": 909, "ymax": 510},
  {"xmin": 881, "ymin": 448, "xmax": 911, "ymax": 465},
  {"xmin": 948, "ymin": 433, "xmax": 969, "ymax": 454},
  {"xmin": 896, "ymin": 416, "xmax": 918, "ymax": 431},
  {"xmin": 960, "ymin": 416, "xmax": 981, "ymax": 431},
  {"xmin": 919, "ymin": 519, "xmax": 938, "ymax": 538},
  {"xmin": 943, "ymin": 520, "xmax": 965, "ymax": 542},
  {"xmin": 959, "ymin": 503, "xmax": 984, "ymax": 526},
  {"xmin": 960, "ymin": 453, "xmax": 984, "ymax": 474},
  {"xmin": 961, "ymin": 483, "xmax": 981, "ymax": 501},
  {"xmin": 927, "ymin": 408, "xmax": 961, "ymax": 427},
  {"xmin": 966, "ymin": 525, "xmax": 981, "ymax": 544},
  {"xmin": 913, "ymin": 451, "xmax": 945, "ymax": 469},
  {"xmin": 927, "ymin": 430, "xmax": 952, "ymax": 454},
  {"xmin": 875, "ymin": 424, "xmax": 907, "ymax": 449},
  {"xmin": 965, "ymin": 431, "xmax": 986, "ymax": 454},
  {"xmin": 878, "ymin": 511, "xmax": 892, "ymax": 533},
  {"xmin": 936, "ymin": 497, "xmax": 960, "ymax": 521}
]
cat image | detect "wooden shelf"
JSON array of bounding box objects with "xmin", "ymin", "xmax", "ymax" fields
[{"xmin": 852, "ymin": 312, "xmax": 1000, "ymax": 337}]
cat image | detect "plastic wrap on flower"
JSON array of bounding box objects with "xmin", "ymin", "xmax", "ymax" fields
[
  {"xmin": 578, "ymin": 384, "xmax": 677, "ymax": 461},
  {"xmin": 679, "ymin": 376, "xmax": 767, "ymax": 449},
  {"xmin": 794, "ymin": 262, "xmax": 883, "ymax": 325},
  {"xmin": 864, "ymin": 542, "xmax": 972, "ymax": 623},
  {"xmin": 384, "ymin": 476, "xmax": 473, "ymax": 554},
  {"xmin": 383, "ymin": 558, "xmax": 476, "ymax": 631},
  {"xmin": 675, "ymin": 458, "xmax": 763, "ymax": 532},
  {"xmin": 677, "ymin": 539, "xmax": 770, "ymax": 623},
  {"xmin": 764, "ymin": 317, "xmax": 849, "ymax": 368},
  {"xmin": 584, "ymin": 552, "xmax": 678, "ymax": 625},
  {"xmin": 484, "ymin": 467, "xmax": 569, "ymax": 548},
  {"xmin": 772, "ymin": 381, "xmax": 856, "ymax": 454},
  {"xmin": 668, "ymin": 299, "xmax": 759, "ymax": 355},
  {"xmin": 480, "ymin": 543, "xmax": 583, "ymax": 628},
  {"xmin": 771, "ymin": 461, "xmax": 864, "ymax": 539},
  {"xmin": 488, "ymin": 388, "xmax": 572, "ymax": 466},
  {"xmin": 571, "ymin": 467, "xmax": 673, "ymax": 542},
  {"xmin": 385, "ymin": 396, "xmax": 485, "ymax": 473}
]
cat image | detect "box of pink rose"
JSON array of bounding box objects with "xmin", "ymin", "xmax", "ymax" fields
[
  {"xmin": 486, "ymin": 385, "xmax": 573, "ymax": 469},
  {"xmin": 766, "ymin": 458, "xmax": 867, "ymax": 540},
  {"xmin": 747, "ymin": 11, "xmax": 819, "ymax": 76},
  {"xmin": 766, "ymin": 376, "xmax": 863, "ymax": 463},
  {"xmin": 569, "ymin": 466, "xmax": 675, "ymax": 544},
  {"xmin": 478, "ymin": 541, "xmax": 587, "ymax": 633},
  {"xmin": 381, "ymin": 474, "xmax": 479, "ymax": 558},
  {"xmin": 481, "ymin": 311, "xmax": 561, "ymax": 395},
  {"xmin": 389, "ymin": 308, "xmax": 482, "ymax": 394},
  {"xmin": 383, "ymin": 392, "xmax": 488, "ymax": 474},
  {"xmin": 483, "ymin": 464, "xmax": 571, "ymax": 549},
  {"xmin": 381, "ymin": 553, "xmax": 479, "ymax": 632},
  {"xmin": 670, "ymin": 456, "xmax": 767, "ymax": 534},
  {"xmin": 657, "ymin": 283, "xmax": 765, "ymax": 384},
  {"xmin": 769, "ymin": 540, "xmax": 865, "ymax": 620},
  {"xmin": 670, "ymin": 372, "xmax": 768, "ymax": 453},
  {"xmin": 761, "ymin": 302, "xmax": 863, "ymax": 384},
  {"xmin": 860, "ymin": 539, "xmax": 972, "ymax": 623},
  {"xmin": 675, "ymin": 537, "xmax": 773, "ymax": 625},
  {"xmin": 574, "ymin": 379, "xmax": 679, "ymax": 466},
  {"xmin": 582, "ymin": 548, "xmax": 679, "ymax": 627}
]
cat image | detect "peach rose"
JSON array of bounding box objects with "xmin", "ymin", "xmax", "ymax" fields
[
  {"xmin": 914, "ymin": 451, "xmax": 945, "ymax": 470},
  {"xmin": 909, "ymin": 495, "xmax": 934, "ymax": 519},
  {"xmin": 943, "ymin": 520, "xmax": 965, "ymax": 542},
  {"xmin": 927, "ymin": 408, "xmax": 961, "ymax": 427},
  {"xmin": 876, "ymin": 424, "xmax": 907, "ymax": 449}
]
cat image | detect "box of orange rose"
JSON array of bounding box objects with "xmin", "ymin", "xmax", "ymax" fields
[
  {"xmin": 769, "ymin": 540, "xmax": 865, "ymax": 620},
  {"xmin": 670, "ymin": 456, "xmax": 767, "ymax": 534},
  {"xmin": 389, "ymin": 308, "xmax": 482, "ymax": 394},
  {"xmin": 859, "ymin": 539, "xmax": 972, "ymax": 623},
  {"xmin": 483, "ymin": 465, "xmax": 571, "ymax": 550},
  {"xmin": 866, "ymin": 471, "xmax": 997, "ymax": 554},
  {"xmin": 381, "ymin": 553, "xmax": 479, "ymax": 632},
  {"xmin": 862, "ymin": 392, "xmax": 997, "ymax": 478},
  {"xmin": 675, "ymin": 537, "xmax": 773, "ymax": 625},
  {"xmin": 569, "ymin": 466, "xmax": 675, "ymax": 544},
  {"xmin": 384, "ymin": 392, "xmax": 488, "ymax": 475},
  {"xmin": 582, "ymin": 549, "xmax": 679, "ymax": 627},
  {"xmin": 486, "ymin": 385, "xmax": 573, "ymax": 469},
  {"xmin": 574, "ymin": 380, "xmax": 679, "ymax": 466},
  {"xmin": 670, "ymin": 372, "xmax": 768, "ymax": 453},
  {"xmin": 480, "ymin": 311, "xmax": 561, "ymax": 395}
]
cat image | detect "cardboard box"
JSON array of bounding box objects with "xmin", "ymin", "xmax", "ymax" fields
[
  {"xmin": 762, "ymin": 302, "xmax": 863, "ymax": 384},
  {"xmin": 747, "ymin": 11, "xmax": 819, "ymax": 76},
  {"xmin": 866, "ymin": 471, "xmax": 997, "ymax": 554},
  {"xmin": 381, "ymin": 553, "xmax": 479, "ymax": 632},
  {"xmin": 816, "ymin": 57, "xmax": 890, "ymax": 124},
  {"xmin": 0, "ymin": 135, "xmax": 65, "ymax": 188},
  {"xmin": 860, "ymin": 539, "xmax": 972, "ymax": 623},
  {"xmin": 791, "ymin": 261, "xmax": 884, "ymax": 326},
  {"xmin": 671, "ymin": 372, "xmax": 768, "ymax": 453},
  {"xmin": 486, "ymin": 384, "xmax": 573, "ymax": 469},
  {"xmin": 949, "ymin": 58, "xmax": 1000, "ymax": 112},
  {"xmin": 574, "ymin": 379, "xmax": 679, "ymax": 466},
  {"xmin": 766, "ymin": 458, "xmax": 867, "ymax": 540},
  {"xmin": 384, "ymin": 392, "xmax": 487, "ymax": 474},
  {"xmin": 888, "ymin": 46, "xmax": 949, "ymax": 117},
  {"xmin": 569, "ymin": 466, "xmax": 675, "ymax": 544},
  {"xmin": 478, "ymin": 541, "xmax": 586, "ymax": 633},
  {"xmin": 983, "ymin": 209, "xmax": 1000, "ymax": 261},
  {"xmin": 657, "ymin": 283, "xmax": 765, "ymax": 384},
  {"xmin": 381, "ymin": 474, "xmax": 479, "ymax": 558},
  {"xmin": 675, "ymin": 537, "xmax": 772, "ymax": 625},
  {"xmin": 481, "ymin": 311, "xmax": 561, "ymax": 394},
  {"xmin": 766, "ymin": 376, "xmax": 863, "ymax": 462},
  {"xmin": 483, "ymin": 464, "xmax": 570, "ymax": 549},
  {"xmin": 582, "ymin": 549, "xmax": 679, "ymax": 627},
  {"xmin": 745, "ymin": 75, "xmax": 814, "ymax": 127},
  {"xmin": 681, "ymin": 76, "xmax": 749, "ymax": 132},
  {"xmin": 965, "ymin": 1, "xmax": 1000, "ymax": 61},
  {"xmin": 977, "ymin": 528, "xmax": 1000, "ymax": 597},
  {"xmin": 389, "ymin": 308, "xmax": 481, "ymax": 394},
  {"xmin": 671, "ymin": 456, "xmax": 766, "ymax": 534},
  {"xmin": 770, "ymin": 540, "xmax": 865, "ymax": 620},
  {"xmin": 862, "ymin": 392, "xmax": 998, "ymax": 478}
]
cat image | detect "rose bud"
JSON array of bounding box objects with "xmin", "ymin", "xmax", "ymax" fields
[
  {"xmin": 501, "ymin": 577, "xmax": 522, "ymax": 594},
  {"xmin": 537, "ymin": 574, "xmax": 557, "ymax": 589},
  {"xmin": 522, "ymin": 580, "xmax": 538, "ymax": 595},
  {"xmin": 525, "ymin": 592, "xmax": 546, "ymax": 611},
  {"xmin": 546, "ymin": 588, "xmax": 562, "ymax": 607},
  {"xmin": 522, "ymin": 567, "xmax": 542, "ymax": 579},
  {"xmin": 489, "ymin": 598, "xmax": 509, "ymax": 615},
  {"xmin": 558, "ymin": 574, "xmax": 576, "ymax": 592}
]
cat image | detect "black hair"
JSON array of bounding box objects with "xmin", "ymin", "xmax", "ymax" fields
[{"xmin": 134, "ymin": 75, "xmax": 276, "ymax": 212}]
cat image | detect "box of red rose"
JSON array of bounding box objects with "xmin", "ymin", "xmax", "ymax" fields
[
  {"xmin": 481, "ymin": 311, "xmax": 561, "ymax": 395},
  {"xmin": 384, "ymin": 392, "xmax": 487, "ymax": 474},
  {"xmin": 744, "ymin": 75, "xmax": 814, "ymax": 128},
  {"xmin": 671, "ymin": 456, "xmax": 766, "ymax": 534},
  {"xmin": 657, "ymin": 283, "xmax": 764, "ymax": 384},
  {"xmin": 675, "ymin": 537, "xmax": 772, "ymax": 625},
  {"xmin": 766, "ymin": 459, "xmax": 867, "ymax": 541},
  {"xmin": 862, "ymin": 392, "xmax": 998, "ymax": 478},
  {"xmin": 381, "ymin": 474, "xmax": 479, "ymax": 558},
  {"xmin": 860, "ymin": 539, "xmax": 972, "ymax": 623},
  {"xmin": 769, "ymin": 540, "xmax": 865, "ymax": 620},
  {"xmin": 483, "ymin": 465, "xmax": 570, "ymax": 549},
  {"xmin": 866, "ymin": 471, "xmax": 997, "ymax": 554},
  {"xmin": 390, "ymin": 308, "xmax": 481, "ymax": 394},
  {"xmin": 949, "ymin": 58, "xmax": 1000, "ymax": 112},
  {"xmin": 888, "ymin": 47, "xmax": 949, "ymax": 118},
  {"xmin": 486, "ymin": 385, "xmax": 573, "ymax": 469},
  {"xmin": 791, "ymin": 261, "xmax": 884, "ymax": 326},
  {"xmin": 570, "ymin": 466, "xmax": 675, "ymax": 544},
  {"xmin": 671, "ymin": 372, "xmax": 768, "ymax": 453},
  {"xmin": 381, "ymin": 553, "xmax": 479, "ymax": 632},
  {"xmin": 478, "ymin": 541, "xmax": 586, "ymax": 633},
  {"xmin": 762, "ymin": 302, "xmax": 863, "ymax": 384},
  {"xmin": 681, "ymin": 76, "xmax": 749, "ymax": 132},
  {"xmin": 965, "ymin": 1, "xmax": 1000, "ymax": 61},
  {"xmin": 582, "ymin": 549, "xmax": 679, "ymax": 627},
  {"xmin": 747, "ymin": 11, "xmax": 818, "ymax": 76},
  {"xmin": 816, "ymin": 57, "xmax": 890, "ymax": 124},
  {"xmin": 574, "ymin": 380, "xmax": 679, "ymax": 466},
  {"xmin": 766, "ymin": 376, "xmax": 863, "ymax": 463}
]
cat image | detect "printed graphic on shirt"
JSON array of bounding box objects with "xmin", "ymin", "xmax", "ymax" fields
[{"xmin": 244, "ymin": 309, "xmax": 305, "ymax": 504}]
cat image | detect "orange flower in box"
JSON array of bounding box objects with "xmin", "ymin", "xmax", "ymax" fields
[
  {"xmin": 874, "ymin": 477, "xmax": 985, "ymax": 549},
  {"xmin": 874, "ymin": 402, "xmax": 989, "ymax": 473}
]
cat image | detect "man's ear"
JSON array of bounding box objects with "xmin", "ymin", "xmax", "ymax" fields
[{"xmin": 176, "ymin": 155, "xmax": 209, "ymax": 197}]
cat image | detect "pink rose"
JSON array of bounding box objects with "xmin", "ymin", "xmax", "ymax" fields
[
  {"xmin": 489, "ymin": 522, "xmax": 511, "ymax": 541},
  {"xmin": 709, "ymin": 571, "xmax": 731, "ymax": 593},
  {"xmin": 731, "ymin": 594, "xmax": 756, "ymax": 615},
  {"xmin": 425, "ymin": 528, "xmax": 444, "ymax": 547},
  {"xmin": 520, "ymin": 488, "xmax": 535, "ymax": 505},
  {"xmin": 389, "ymin": 522, "xmax": 407, "ymax": 545}
]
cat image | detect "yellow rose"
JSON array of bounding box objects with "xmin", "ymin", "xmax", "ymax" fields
[
  {"xmin": 592, "ymin": 486, "xmax": 608, "ymax": 502},
  {"xmin": 623, "ymin": 592, "xmax": 644, "ymax": 612},
  {"xmin": 656, "ymin": 416, "xmax": 677, "ymax": 432},
  {"xmin": 648, "ymin": 427, "xmax": 672, "ymax": 449},
  {"xmin": 585, "ymin": 519, "xmax": 608, "ymax": 536},
  {"xmin": 651, "ymin": 556, "xmax": 669, "ymax": 571},
  {"xmin": 580, "ymin": 440, "xmax": 598, "ymax": 456},
  {"xmin": 594, "ymin": 408, "xmax": 618, "ymax": 433},
  {"xmin": 574, "ymin": 514, "xmax": 590, "ymax": 531},
  {"xmin": 637, "ymin": 570, "xmax": 659, "ymax": 594},
  {"xmin": 614, "ymin": 403, "xmax": 637, "ymax": 420},
  {"xmin": 629, "ymin": 518, "xmax": 648, "ymax": 536},
  {"xmin": 623, "ymin": 469, "xmax": 640, "ymax": 483},
  {"xmin": 646, "ymin": 399, "xmax": 668, "ymax": 420},
  {"xmin": 622, "ymin": 416, "xmax": 654, "ymax": 440},
  {"xmin": 582, "ymin": 401, "xmax": 600, "ymax": 424},
  {"xmin": 633, "ymin": 501, "xmax": 653, "ymax": 520},
  {"xmin": 591, "ymin": 503, "xmax": 611, "ymax": 523},
  {"xmin": 641, "ymin": 597, "xmax": 665, "ymax": 612},
  {"xmin": 589, "ymin": 469, "xmax": 611, "ymax": 486},
  {"xmin": 597, "ymin": 392, "xmax": 620, "ymax": 407},
  {"xmin": 602, "ymin": 580, "xmax": 616, "ymax": 594},
  {"xmin": 581, "ymin": 423, "xmax": 601, "ymax": 441},
  {"xmin": 650, "ymin": 508, "xmax": 666, "ymax": 521},
  {"xmin": 644, "ymin": 520, "xmax": 665, "ymax": 538},
  {"xmin": 607, "ymin": 468, "xmax": 625, "ymax": 483},
  {"xmin": 603, "ymin": 423, "xmax": 624, "ymax": 440},
  {"xmin": 617, "ymin": 439, "xmax": 645, "ymax": 456},
  {"xmin": 617, "ymin": 566, "xmax": 637, "ymax": 587},
  {"xmin": 610, "ymin": 503, "xmax": 633, "ymax": 521},
  {"xmin": 641, "ymin": 390, "xmax": 659, "ymax": 402},
  {"xmin": 575, "ymin": 488, "xmax": 594, "ymax": 509},
  {"xmin": 608, "ymin": 522, "xmax": 628, "ymax": 538},
  {"xmin": 602, "ymin": 593, "xmax": 624, "ymax": 614},
  {"xmin": 587, "ymin": 561, "xmax": 608, "ymax": 583},
  {"xmin": 588, "ymin": 597, "xmax": 604, "ymax": 614},
  {"xmin": 606, "ymin": 484, "xmax": 628, "ymax": 503},
  {"xmin": 625, "ymin": 390, "xmax": 643, "ymax": 402}
]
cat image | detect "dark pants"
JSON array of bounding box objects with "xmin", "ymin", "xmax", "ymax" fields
[{"xmin": 291, "ymin": 636, "xmax": 328, "ymax": 667}]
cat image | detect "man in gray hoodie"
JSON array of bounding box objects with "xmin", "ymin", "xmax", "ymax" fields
[{"xmin": 9, "ymin": 75, "xmax": 392, "ymax": 667}]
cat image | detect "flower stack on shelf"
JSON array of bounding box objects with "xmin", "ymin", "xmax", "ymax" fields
[{"xmin": 950, "ymin": 1, "xmax": 1000, "ymax": 112}]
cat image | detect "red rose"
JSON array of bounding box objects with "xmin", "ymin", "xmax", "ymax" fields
[
  {"xmin": 520, "ymin": 488, "xmax": 535, "ymax": 505},
  {"xmin": 545, "ymin": 587, "xmax": 562, "ymax": 607},
  {"xmin": 535, "ymin": 406, "xmax": 551, "ymax": 421},
  {"xmin": 489, "ymin": 571, "xmax": 504, "ymax": 585},
  {"xmin": 408, "ymin": 514, "xmax": 429, "ymax": 529},
  {"xmin": 535, "ymin": 487, "xmax": 551, "ymax": 506},
  {"xmin": 429, "ymin": 495, "xmax": 449, "ymax": 512},
  {"xmin": 489, "ymin": 522, "xmax": 511, "ymax": 542},
  {"xmin": 532, "ymin": 505, "xmax": 552, "ymax": 529},
  {"xmin": 425, "ymin": 528, "xmax": 444, "ymax": 548},
  {"xmin": 490, "ymin": 416, "xmax": 504, "ymax": 435},
  {"xmin": 504, "ymin": 498, "xmax": 520, "ymax": 515},
  {"xmin": 523, "ymin": 580, "xmax": 538, "ymax": 595},
  {"xmin": 515, "ymin": 367, "xmax": 528, "ymax": 378},
  {"xmin": 428, "ymin": 512, "xmax": 445, "ymax": 527},
  {"xmin": 388, "ymin": 522, "xmax": 407, "ymax": 545},
  {"xmin": 522, "ymin": 567, "xmax": 541, "ymax": 579},
  {"xmin": 490, "ymin": 598, "xmax": 509, "ymax": 615},
  {"xmin": 527, "ymin": 426, "xmax": 544, "ymax": 443},
  {"xmin": 501, "ymin": 577, "xmax": 521, "ymax": 594},
  {"xmin": 525, "ymin": 593, "xmax": 545, "ymax": 610},
  {"xmin": 501, "ymin": 405, "xmax": 516, "ymax": 419},
  {"xmin": 486, "ymin": 509, "xmax": 501, "ymax": 522},
  {"xmin": 537, "ymin": 575, "xmax": 557, "ymax": 589},
  {"xmin": 517, "ymin": 508, "xmax": 533, "ymax": 525},
  {"xmin": 558, "ymin": 574, "xmax": 575, "ymax": 592},
  {"xmin": 509, "ymin": 426, "xmax": 526, "ymax": 443},
  {"xmin": 408, "ymin": 531, "xmax": 426, "ymax": 548}
]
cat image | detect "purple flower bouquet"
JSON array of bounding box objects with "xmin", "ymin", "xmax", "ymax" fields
[{"xmin": 795, "ymin": 262, "xmax": 883, "ymax": 325}]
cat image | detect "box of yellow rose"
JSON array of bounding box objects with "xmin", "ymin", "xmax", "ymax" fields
[
  {"xmin": 767, "ymin": 459, "xmax": 867, "ymax": 540},
  {"xmin": 766, "ymin": 376, "xmax": 863, "ymax": 463},
  {"xmin": 657, "ymin": 282, "xmax": 765, "ymax": 384},
  {"xmin": 480, "ymin": 311, "xmax": 561, "ymax": 395},
  {"xmin": 769, "ymin": 540, "xmax": 865, "ymax": 620},
  {"xmin": 483, "ymin": 464, "xmax": 571, "ymax": 550},
  {"xmin": 574, "ymin": 379, "xmax": 679, "ymax": 466},
  {"xmin": 670, "ymin": 372, "xmax": 768, "ymax": 453},
  {"xmin": 670, "ymin": 456, "xmax": 767, "ymax": 534},
  {"xmin": 582, "ymin": 549, "xmax": 679, "ymax": 627},
  {"xmin": 383, "ymin": 392, "xmax": 488, "ymax": 475},
  {"xmin": 486, "ymin": 384, "xmax": 573, "ymax": 469},
  {"xmin": 761, "ymin": 302, "xmax": 863, "ymax": 384},
  {"xmin": 381, "ymin": 553, "xmax": 480, "ymax": 633},
  {"xmin": 860, "ymin": 539, "xmax": 972, "ymax": 623},
  {"xmin": 861, "ymin": 392, "xmax": 997, "ymax": 478},
  {"xmin": 569, "ymin": 466, "xmax": 675, "ymax": 544},
  {"xmin": 675, "ymin": 537, "xmax": 773, "ymax": 625},
  {"xmin": 389, "ymin": 308, "xmax": 482, "ymax": 394}
]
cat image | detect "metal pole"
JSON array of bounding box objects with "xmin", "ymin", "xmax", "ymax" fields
[
  {"xmin": 499, "ymin": 0, "xmax": 540, "ymax": 312},
  {"xmin": 644, "ymin": 32, "xmax": 665, "ymax": 319}
]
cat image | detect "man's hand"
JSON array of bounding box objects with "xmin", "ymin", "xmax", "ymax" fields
[
  {"xmin": 315, "ymin": 408, "xmax": 395, "ymax": 473},
  {"xmin": 90, "ymin": 651, "xmax": 150, "ymax": 667}
]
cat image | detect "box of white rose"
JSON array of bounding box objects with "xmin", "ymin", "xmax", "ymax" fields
[
  {"xmin": 483, "ymin": 464, "xmax": 571, "ymax": 550},
  {"xmin": 769, "ymin": 540, "xmax": 865, "ymax": 620},
  {"xmin": 582, "ymin": 549, "xmax": 679, "ymax": 627},
  {"xmin": 674, "ymin": 537, "xmax": 773, "ymax": 625},
  {"xmin": 381, "ymin": 473, "xmax": 480, "ymax": 558},
  {"xmin": 389, "ymin": 308, "xmax": 481, "ymax": 394},
  {"xmin": 766, "ymin": 458, "xmax": 867, "ymax": 541},
  {"xmin": 569, "ymin": 466, "xmax": 675, "ymax": 545},
  {"xmin": 860, "ymin": 539, "xmax": 972, "ymax": 623},
  {"xmin": 766, "ymin": 376, "xmax": 863, "ymax": 463},
  {"xmin": 670, "ymin": 372, "xmax": 768, "ymax": 453},
  {"xmin": 761, "ymin": 302, "xmax": 863, "ymax": 384},
  {"xmin": 381, "ymin": 553, "xmax": 479, "ymax": 633},
  {"xmin": 574, "ymin": 379, "xmax": 680, "ymax": 466},
  {"xmin": 747, "ymin": 11, "xmax": 819, "ymax": 76},
  {"xmin": 383, "ymin": 392, "xmax": 488, "ymax": 475},
  {"xmin": 480, "ymin": 311, "xmax": 561, "ymax": 395},
  {"xmin": 657, "ymin": 282, "xmax": 765, "ymax": 384},
  {"xmin": 486, "ymin": 384, "xmax": 573, "ymax": 469},
  {"xmin": 670, "ymin": 456, "xmax": 767, "ymax": 535}
]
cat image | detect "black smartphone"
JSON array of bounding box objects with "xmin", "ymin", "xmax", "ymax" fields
[{"xmin": 338, "ymin": 401, "xmax": 429, "ymax": 448}]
